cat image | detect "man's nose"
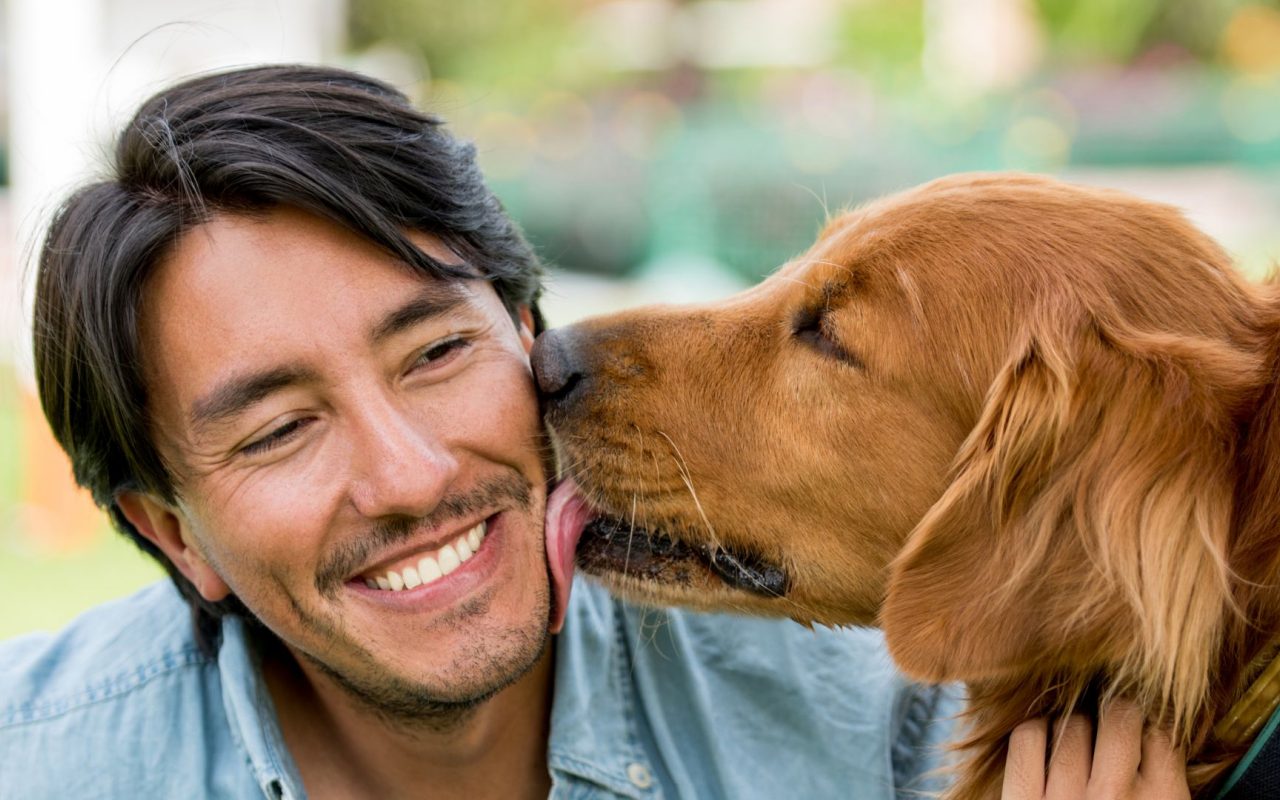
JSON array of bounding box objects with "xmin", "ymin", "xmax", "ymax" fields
[{"xmin": 348, "ymin": 398, "xmax": 460, "ymax": 519}]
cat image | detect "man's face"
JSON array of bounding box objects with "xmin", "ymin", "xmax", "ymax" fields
[{"xmin": 126, "ymin": 207, "xmax": 550, "ymax": 710}]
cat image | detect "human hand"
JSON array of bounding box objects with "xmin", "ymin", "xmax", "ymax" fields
[{"xmin": 1001, "ymin": 700, "xmax": 1191, "ymax": 799}]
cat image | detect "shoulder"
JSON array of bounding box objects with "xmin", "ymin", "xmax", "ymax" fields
[
  {"xmin": 0, "ymin": 582, "xmax": 250, "ymax": 798},
  {"xmin": 0, "ymin": 580, "xmax": 207, "ymax": 726}
]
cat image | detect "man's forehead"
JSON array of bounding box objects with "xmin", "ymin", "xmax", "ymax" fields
[{"xmin": 144, "ymin": 208, "xmax": 474, "ymax": 330}]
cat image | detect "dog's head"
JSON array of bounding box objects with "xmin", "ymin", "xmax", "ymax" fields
[{"xmin": 536, "ymin": 173, "xmax": 1274, "ymax": 728}]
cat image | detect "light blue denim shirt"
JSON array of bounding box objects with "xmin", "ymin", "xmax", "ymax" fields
[{"xmin": 0, "ymin": 579, "xmax": 961, "ymax": 798}]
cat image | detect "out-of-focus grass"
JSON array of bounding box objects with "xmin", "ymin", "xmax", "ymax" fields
[
  {"xmin": 0, "ymin": 533, "xmax": 164, "ymax": 640},
  {"xmin": 0, "ymin": 368, "xmax": 163, "ymax": 641}
]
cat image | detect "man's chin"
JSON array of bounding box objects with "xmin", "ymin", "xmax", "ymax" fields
[
  {"xmin": 308, "ymin": 650, "xmax": 544, "ymax": 732},
  {"xmin": 293, "ymin": 594, "xmax": 553, "ymax": 730}
]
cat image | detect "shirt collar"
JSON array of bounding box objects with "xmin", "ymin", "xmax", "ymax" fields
[
  {"xmin": 547, "ymin": 581, "xmax": 657, "ymax": 799},
  {"xmin": 218, "ymin": 616, "xmax": 308, "ymax": 800}
]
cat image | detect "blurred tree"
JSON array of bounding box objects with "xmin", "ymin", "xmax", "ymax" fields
[
  {"xmin": 349, "ymin": 0, "xmax": 584, "ymax": 89},
  {"xmin": 1036, "ymin": 0, "xmax": 1162, "ymax": 63},
  {"xmin": 833, "ymin": 0, "xmax": 926, "ymax": 86},
  {"xmin": 1035, "ymin": 0, "xmax": 1280, "ymax": 65}
]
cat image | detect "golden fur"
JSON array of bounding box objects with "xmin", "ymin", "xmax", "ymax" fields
[{"xmin": 537, "ymin": 173, "xmax": 1280, "ymax": 798}]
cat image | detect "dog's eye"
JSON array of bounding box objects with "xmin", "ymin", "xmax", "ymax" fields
[{"xmin": 793, "ymin": 307, "xmax": 863, "ymax": 368}]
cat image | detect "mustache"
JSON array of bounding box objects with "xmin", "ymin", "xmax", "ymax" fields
[{"xmin": 315, "ymin": 473, "xmax": 533, "ymax": 597}]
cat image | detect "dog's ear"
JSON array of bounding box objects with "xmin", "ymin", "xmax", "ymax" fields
[{"xmin": 881, "ymin": 310, "xmax": 1259, "ymax": 725}]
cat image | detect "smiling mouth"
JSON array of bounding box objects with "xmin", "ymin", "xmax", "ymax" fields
[
  {"xmin": 358, "ymin": 520, "xmax": 489, "ymax": 592},
  {"xmin": 578, "ymin": 516, "xmax": 789, "ymax": 597}
]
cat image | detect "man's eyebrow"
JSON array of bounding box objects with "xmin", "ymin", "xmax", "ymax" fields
[
  {"xmin": 370, "ymin": 282, "xmax": 471, "ymax": 345},
  {"xmin": 189, "ymin": 366, "xmax": 319, "ymax": 431}
]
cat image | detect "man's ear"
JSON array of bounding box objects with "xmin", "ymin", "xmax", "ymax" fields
[
  {"xmin": 116, "ymin": 491, "xmax": 231, "ymax": 603},
  {"xmin": 517, "ymin": 305, "xmax": 536, "ymax": 355}
]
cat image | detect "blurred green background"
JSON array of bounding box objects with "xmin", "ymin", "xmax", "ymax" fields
[{"xmin": 1, "ymin": 0, "xmax": 1278, "ymax": 639}]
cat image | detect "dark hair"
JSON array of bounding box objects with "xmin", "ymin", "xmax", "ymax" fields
[{"xmin": 33, "ymin": 64, "xmax": 545, "ymax": 650}]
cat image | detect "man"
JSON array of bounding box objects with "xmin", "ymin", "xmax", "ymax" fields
[{"xmin": 0, "ymin": 64, "xmax": 1182, "ymax": 799}]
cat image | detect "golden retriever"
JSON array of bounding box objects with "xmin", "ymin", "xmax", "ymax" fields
[{"xmin": 532, "ymin": 173, "xmax": 1280, "ymax": 798}]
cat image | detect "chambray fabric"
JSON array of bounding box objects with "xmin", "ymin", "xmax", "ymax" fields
[{"xmin": 0, "ymin": 579, "xmax": 961, "ymax": 799}]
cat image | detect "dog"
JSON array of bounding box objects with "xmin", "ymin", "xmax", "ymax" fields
[{"xmin": 532, "ymin": 173, "xmax": 1280, "ymax": 798}]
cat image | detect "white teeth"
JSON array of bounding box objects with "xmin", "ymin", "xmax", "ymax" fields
[
  {"xmin": 419, "ymin": 555, "xmax": 443, "ymax": 583},
  {"xmin": 438, "ymin": 544, "xmax": 461, "ymax": 575},
  {"xmin": 364, "ymin": 520, "xmax": 489, "ymax": 590}
]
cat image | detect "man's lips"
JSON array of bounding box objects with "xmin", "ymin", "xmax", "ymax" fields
[
  {"xmin": 342, "ymin": 514, "xmax": 508, "ymax": 613},
  {"xmin": 352, "ymin": 518, "xmax": 491, "ymax": 591},
  {"xmin": 327, "ymin": 472, "xmax": 536, "ymax": 588}
]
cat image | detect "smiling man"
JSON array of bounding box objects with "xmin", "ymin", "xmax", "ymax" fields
[{"xmin": 0, "ymin": 65, "xmax": 961, "ymax": 799}]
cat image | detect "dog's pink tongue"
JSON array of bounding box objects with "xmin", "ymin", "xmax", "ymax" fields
[{"xmin": 544, "ymin": 479, "xmax": 593, "ymax": 634}]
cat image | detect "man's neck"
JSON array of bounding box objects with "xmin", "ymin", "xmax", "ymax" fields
[{"xmin": 260, "ymin": 640, "xmax": 555, "ymax": 800}]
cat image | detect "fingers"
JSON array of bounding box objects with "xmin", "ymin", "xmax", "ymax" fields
[
  {"xmin": 1089, "ymin": 699, "xmax": 1144, "ymax": 795},
  {"xmin": 1003, "ymin": 718, "xmax": 1048, "ymax": 799},
  {"xmin": 1045, "ymin": 715, "xmax": 1093, "ymax": 800},
  {"xmin": 1137, "ymin": 725, "xmax": 1192, "ymax": 800},
  {"xmin": 1000, "ymin": 703, "xmax": 1192, "ymax": 800},
  {"xmin": 1000, "ymin": 715, "xmax": 1095, "ymax": 800}
]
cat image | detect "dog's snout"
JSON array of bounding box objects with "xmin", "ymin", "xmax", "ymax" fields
[{"xmin": 531, "ymin": 328, "xmax": 585, "ymax": 406}]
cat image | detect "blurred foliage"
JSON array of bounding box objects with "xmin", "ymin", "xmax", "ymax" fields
[
  {"xmin": 834, "ymin": 0, "xmax": 925, "ymax": 83},
  {"xmin": 349, "ymin": 0, "xmax": 587, "ymax": 90},
  {"xmin": 313, "ymin": 3, "xmax": 1280, "ymax": 280},
  {"xmin": 1036, "ymin": 0, "xmax": 1166, "ymax": 64},
  {"xmin": 349, "ymin": 0, "xmax": 1280, "ymax": 83},
  {"xmin": 1036, "ymin": 0, "xmax": 1280, "ymax": 65}
]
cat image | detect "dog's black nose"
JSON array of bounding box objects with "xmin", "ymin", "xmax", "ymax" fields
[{"xmin": 531, "ymin": 328, "xmax": 584, "ymax": 404}]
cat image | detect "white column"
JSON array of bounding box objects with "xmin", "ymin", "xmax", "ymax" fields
[
  {"xmin": 5, "ymin": 0, "xmax": 105, "ymax": 374},
  {"xmin": 4, "ymin": 0, "xmax": 348, "ymax": 373}
]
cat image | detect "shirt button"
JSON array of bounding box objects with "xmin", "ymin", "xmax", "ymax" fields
[{"xmin": 626, "ymin": 762, "xmax": 654, "ymax": 789}]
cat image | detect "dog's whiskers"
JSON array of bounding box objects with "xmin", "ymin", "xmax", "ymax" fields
[
  {"xmin": 656, "ymin": 430, "xmax": 719, "ymax": 547},
  {"xmin": 564, "ymin": 425, "xmax": 816, "ymax": 616},
  {"xmin": 622, "ymin": 491, "xmax": 640, "ymax": 589}
]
